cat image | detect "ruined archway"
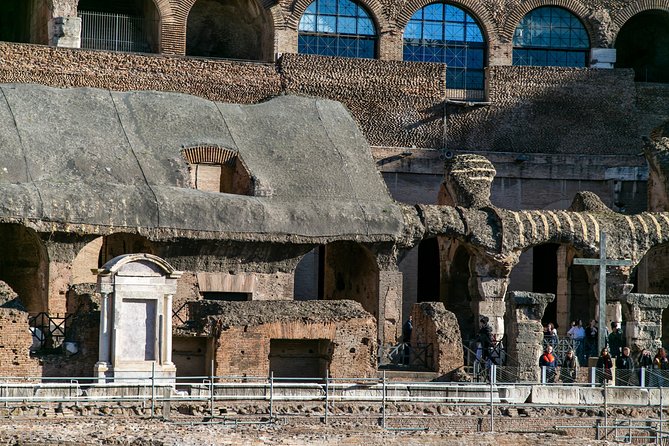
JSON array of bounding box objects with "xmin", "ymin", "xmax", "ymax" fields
[
  {"xmin": 186, "ymin": 0, "xmax": 274, "ymax": 61},
  {"xmin": 293, "ymin": 246, "xmax": 322, "ymax": 301},
  {"xmin": 0, "ymin": 224, "xmax": 48, "ymax": 313},
  {"xmin": 322, "ymin": 242, "xmax": 379, "ymax": 317},
  {"xmin": 77, "ymin": 0, "xmax": 160, "ymax": 53},
  {"xmin": 0, "ymin": 0, "xmax": 32, "ymax": 43},
  {"xmin": 442, "ymin": 242, "xmax": 475, "ymax": 340},
  {"xmin": 98, "ymin": 233, "xmax": 155, "ymax": 267},
  {"xmin": 615, "ymin": 10, "xmax": 669, "ymax": 83},
  {"xmin": 417, "ymin": 238, "xmax": 440, "ymax": 302}
]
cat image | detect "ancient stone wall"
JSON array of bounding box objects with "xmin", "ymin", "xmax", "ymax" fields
[
  {"xmin": 0, "ymin": 309, "xmax": 41, "ymax": 378},
  {"xmin": 0, "ymin": 43, "xmax": 654, "ymax": 154},
  {"xmin": 447, "ymin": 66, "xmax": 642, "ymax": 154},
  {"xmin": 191, "ymin": 300, "xmax": 377, "ymax": 378},
  {"xmin": 410, "ymin": 302, "xmax": 463, "ymax": 377}
]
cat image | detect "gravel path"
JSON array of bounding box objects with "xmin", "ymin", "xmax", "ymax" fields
[{"xmin": 0, "ymin": 418, "xmax": 625, "ymax": 445}]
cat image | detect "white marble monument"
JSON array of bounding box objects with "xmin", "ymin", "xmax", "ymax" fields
[{"xmin": 94, "ymin": 254, "xmax": 182, "ymax": 383}]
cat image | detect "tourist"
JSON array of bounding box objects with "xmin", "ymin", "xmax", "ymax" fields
[
  {"xmin": 560, "ymin": 349, "xmax": 579, "ymax": 384},
  {"xmin": 639, "ymin": 349, "xmax": 654, "ymax": 386},
  {"xmin": 608, "ymin": 321, "xmax": 624, "ymax": 358},
  {"xmin": 596, "ymin": 348, "xmax": 613, "ymax": 384},
  {"xmin": 478, "ymin": 316, "xmax": 494, "ymax": 364},
  {"xmin": 539, "ymin": 345, "xmax": 557, "ymax": 383},
  {"xmin": 568, "ymin": 319, "xmax": 586, "ymax": 364},
  {"xmin": 653, "ymin": 347, "xmax": 669, "ymax": 387},
  {"xmin": 545, "ymin": 322, "xmax": 558, "ymax": 347},
  {"xmin": 615, "ymin": 346, "xmax": 635, "ymax": 385},
  {"xmin": 585, "ymin": 319, "xmax": 598, "ymax": 359},
  {"xmin": 402, "ymin": 315, "xmax": 413, "ymax": 365}
]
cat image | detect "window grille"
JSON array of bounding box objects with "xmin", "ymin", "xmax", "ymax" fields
[
  {"xmin": 79, "ymin": 10, "xmax": 155, "ymax": 53},
  {"xmin": 513, "ymin": 7, "xmax": 589, "ymax": 67},
  {"xmin": 403, "ymin": 2, "xmax": 486, "ymax": 97},
  {"xmin": 298, "ymin": 0, "xmax": 377, "ymax": 59}
]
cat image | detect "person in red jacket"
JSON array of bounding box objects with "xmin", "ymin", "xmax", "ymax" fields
[{"xmin": 539, "ymin": 345, "xmax": 557, "ymax": 383}]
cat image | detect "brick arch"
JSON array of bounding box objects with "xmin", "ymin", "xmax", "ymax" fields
[
  {"xmin": 396, "ymin": 0, "xmax": 498, "ymax": 46},
  {"xmin": 286, "ymin": 0, "xmax": 390, "ymax": 34},
  {"xmin": 174, "ymin": 0, "xmax": 281, "ymax": 58},
  {"xmin": 501, "ymin": 0, "xmax": 595, "ymax": 47},
  {"xmin": 612, "ymin": 0, "xmax": 669, "ymax": 33}
]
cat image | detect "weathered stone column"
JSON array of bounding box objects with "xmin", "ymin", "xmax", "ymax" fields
[
  {"xmin": 621, "ymin": 293, "xmax": 669, "ymax": 354},
  {"xmin": 379, "ymin": 270, "xmax": 403, "ymax": 345},
  {"xmin": 506, "ymin": 291, "xmax": 555, "ymax": 382},
  {"xmin": 410, "ymin": 302, "xmax": 463, "ymax": 377},
  {"xmin": 49, "ymin": 17, "xmax": 81, "ymax": 48},
  {"xmin": 474, "ymin": 273, "xmax": 511, "ymax": 338},
  {"xmin": 555, "ymin": 245, "xmax": 570, "ymax": 334}
]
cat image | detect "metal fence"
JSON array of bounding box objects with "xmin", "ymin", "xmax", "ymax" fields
[
  {"xmin": 79, "ymin": 10, "xmax": 155, "ymax": 53},
  {"xmin": 1, "ymin": 369, "xmax": 669, "ymax": 442}
]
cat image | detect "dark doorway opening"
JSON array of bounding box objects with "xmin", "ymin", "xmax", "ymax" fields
[
  {"xmin": 615, "ymin": 10, "xmax": 669, "ymax": 83},
  {"xmin": 0, "ymin": 0, "xmax": 31, "ymax": 43},
  {"xmin": 533, "ymin": 244, "xmax": 558, "ymax": 326},
  {"xmin": 269, "ymin": 339, "xmax": 330, "ymax": 379},
  {"xmin": 417, "ymin": 238, "xmax": 440, "ymax": 302}
]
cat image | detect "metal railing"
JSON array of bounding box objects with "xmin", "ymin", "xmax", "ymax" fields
[
  {"xmin": 79, "ymin": 10, "xmax": 156, "ymax": 53},
  {"xmin": 0, "ymin": 369, "xmax": 668, "ymax": 442},
  {"xmin": 379, "ymin": 343, "xmax": 432, "ymax": 369},
  {"xmin": 29, "ymin": 312, "xmax": 72, "ymax": 352}
]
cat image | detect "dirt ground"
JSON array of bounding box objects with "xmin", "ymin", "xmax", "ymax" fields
[{"xmin": 0, "ymin": 418, "xmax": 627, "ymax": 445}]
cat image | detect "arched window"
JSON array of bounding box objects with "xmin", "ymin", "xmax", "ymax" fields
[
  {"xmin": 298, "ymin": 0, "xmax": 377, "ymax": 59},
  {"xmin": 615, "ymin": 10, "xmax": 669, "ymax": 83},
  {"xmin": 403, "ymin": 3, "xmax": 486, "ymax": 94},
  {"xmin": 513, "ymin": 7, "xmax": 589, "ymax": 67}
]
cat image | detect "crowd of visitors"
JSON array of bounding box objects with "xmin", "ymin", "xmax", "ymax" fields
[{"xmin": 539, "ymin": 319, "xmax": 669, "ymax": 386}]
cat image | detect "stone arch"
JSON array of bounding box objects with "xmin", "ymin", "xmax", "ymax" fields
[
  {"xmin": 396, "ymin": 0, "xmax": 498, "ymax": 46},
  {"xmin": 185, "ymin": 0, "xmax": 275, "ymax": 60},
  {"xmin": 77, "ymin": 0, "xmax": 162, "ymax": 52},
  {"xmin": 0, "ymin": 224, "xmax": 48, "ymax": 313},
  {"xmin": 502, "ymin": 0, "xmax": 596, "ymax": 47},
  {"xmin": 71, "ymin": 237, "xmax": 104, "ymax": 285},
  {"xmin": 440, "ymin": 239, "xmax": 475, "ymax": 340},
  {"xmin": 287, "ymin": 0, "xmax": 390, "ymax": 34},
  {"xmin": 613, "ymin": 8, "xmax": 669, "ymax": 83},
  {"xmin": 322, "ymin": 241, "xmax": 379, "ymax": 317},
  {"xmin": 98, "ymin": 233, "xmax": 155, "ymax": 268}
]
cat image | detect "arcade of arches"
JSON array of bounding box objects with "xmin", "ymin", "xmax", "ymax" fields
[{"xmin": 615, "ymin": 10, "xmax": 669, "ymax": 84}]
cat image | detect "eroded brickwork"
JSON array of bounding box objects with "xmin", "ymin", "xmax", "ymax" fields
[{"xmin": 0, "ymin": 309, "xmax": 41, "ymax": 378}]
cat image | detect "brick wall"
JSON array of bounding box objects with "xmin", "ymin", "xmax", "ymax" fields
[
  {"xmin": 214, "ymin": 318, "xmax": 377, "ymax": 378},
  {"xmin": 0, "ymin": 43, "xmax": 655, "ymax": 155},
  {"xmin": 0, "ymin": 309, "xmax": 41, "ymax": 378}
]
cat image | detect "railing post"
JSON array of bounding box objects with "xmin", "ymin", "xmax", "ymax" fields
[
  {"xmin": 151, "ymin": 362, "xmax": 155, "ymax": 419},
  {"xmin": 382, "ymin": 370, "xmax": 387, "ymax": 429},
  {"xmin": 210, "ymin": 359, "xmax": 214, "ymax": 418},
  {"xmin": 660, "ymin": 384, "xmax": 663, "ymax": 443},
  {"xmin": 603, "ymin": 377, "xmax": 607, "ymax": 440},
  {"xmin": 541, "ymin": 365, "xmax": 546, "ymax": 384},
  {"xmin": 489, "ymin": 364, "xmax": 495, "ymax": 432},
  {"xmin": 590, "ymin": 367, "xmax": 596, "ymax": 387},
  {"xmin": 269, "ymin": 371, "xmax": 274, "ymax": 420},
  {"xmin": 324, "ymin": 370, "xmax": 329, "ymax": 425}
]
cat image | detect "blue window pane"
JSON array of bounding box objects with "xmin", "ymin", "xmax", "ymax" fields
[
  {"xmin": 405, "ymin": 21, "xmax": 421, "ymax": 39},
  {"xmin": 466, "ymin": 25, "xmax": 483, "ymax": 42},
  {"xmin": 358, "ymin": 38, "xmax": 375, "ymax": 58},
  {"xmin": 424, "ymin": 22, "xmax": 443, "ymax": 40},
  {"xmin": 339, "ymin": 1, "xmax": 357, "ymax": 16},
  {"xmin": 299, "ymin": 14, "xmax": 317, "ymax": 32},
  {"xmin": 445, "ymin": 22, "xmax": 464, "ymax": 41},
  {"xmin": 305, "ymin": 2, "xmax": 317, "ymax": 13},
  {"xmin": 424, "ymin": 3, "xmax": 443, "ymax": 21},
  {"xmin": 358, "ymin": 18, "xmax": 375, "ymax": 36},
  {"xmin": 445, "ymin": 5, "xmax": 464, "ymax": 22},
  {"xmin": 513, "ymin": 6, "xmax": 590, "ymax": 67},
  {"xmin": 339, "ymin": 17, "xmax": 357, "ymax": 34},
  {"xmin": 317, "ymin": 15, "xmax": 336, "ymax": 33},
  {"xmin": 318, "ymin": 0, "xmax": 337, "ymax": 15}
]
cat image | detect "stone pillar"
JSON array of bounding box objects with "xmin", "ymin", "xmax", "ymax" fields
[
  {"xmin": 621, "ymin": 293, "xmax": 669, "ymax": 354},
  {"xmin": 378, "ymin": 32, "xmax": 402, "ymax": 61},
  {"xmin": 49, "ymin": 17, "xmax": 81, "ymax": 48},
  {"xmin": 555, "ymin": 245, "xmax": 570, "ymax": 334},
  {"xmin": 379, "ymin": 270, "xmax": 403, "ymax": 344},
  {"xmin": 164, "ymin": 294, "xmax": 174, "ymax": 365},
  {"xmin": 506, "ymin": 291, "xmax": 555, "ymax": 382},
  {"xmin": 475, "ymin": 275, "xmax": 510, "ymax": 338},
  {"xmin": 410, "ymin": 302, "xmax": 463, "ymax": 377}
]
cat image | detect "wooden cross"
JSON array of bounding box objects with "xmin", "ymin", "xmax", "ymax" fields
[{"xmin": 573, "ymin": 231, "xmax": 632, "ymax": 353}]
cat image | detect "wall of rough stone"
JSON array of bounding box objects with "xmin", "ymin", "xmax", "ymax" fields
[
  {"xmin": 214, "ymin": 319, "xmax": 377, "ymax": 378},
  {"xmin": 0, "ymin": 309, "xmax": 41, "ymax": 378},
  {"xmin": 0, "ymin": 42, "xmax": 655, "ymax": 155},
  {"xmin": 410, "ymin": 302, "xmax": 463, "ymax": 377}
]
